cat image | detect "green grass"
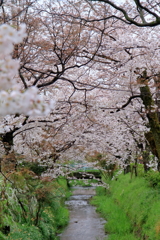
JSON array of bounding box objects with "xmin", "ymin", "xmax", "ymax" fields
[
  {"xmin": 109, "ymin": 173, "xmax": 160, "ymax": 239},
  {"xmin": 106, "ymin": 234, "xmax": 138, "ymax": 240},
  {"xmin": 91, "ymin": 187, "xmax": 138, "ymax": 240},
  {"xmin": 92, "ymin": 172, "xmax": 160, "ymax": 240}
]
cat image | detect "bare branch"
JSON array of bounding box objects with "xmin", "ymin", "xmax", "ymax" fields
[
  {"xmin": 89, "ymin": 0, "xmax": 160, "ymax": 27},
  {"xmin": 116, "ymin": 95, "xmax": 142, "ymax": 112}
]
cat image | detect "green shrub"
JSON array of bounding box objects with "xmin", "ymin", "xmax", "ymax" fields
[
  {"xmin": 55, "ymin": 206, "xmax": 69, "ymax": 229},
  {"xmin": 0, "ymin": 173, "xmax": 70, "ymax": 239},
  {"xmin": 145, "ymin": 170, "xmax": 160, "ymax": 188},
  {"xmin": 137, "ymin": 163, "xmax": 145, "ymax": 177},
  {"xmin": 18, "ymin": 162, "xmax": 48, "ymax": 176},
  {"xmin": 8, "ymin": 224, "xmax": 43, "ymax": 240},
  {"xmin": 38, "ymin": 206, "xmax": 56, "ymax": 238}
]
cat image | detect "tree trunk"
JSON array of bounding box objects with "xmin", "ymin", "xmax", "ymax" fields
[
  {"xmin": 140, "ymin": 85, "xmax": 160, "ymax": 169},
  {"xmin": 0, "ymin": 131, "xmax": 17, "ymax": 173}
]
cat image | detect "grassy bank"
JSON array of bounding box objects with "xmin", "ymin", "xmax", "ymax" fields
[
  {"xmin": 0, "ymin": 168, "xmax": 70, "ymax": 240},
  {"xmin": 91, "ymin": 171, "xmax": 160, "ymax": 240}
]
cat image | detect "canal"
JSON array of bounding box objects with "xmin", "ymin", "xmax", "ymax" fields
[{"xmin": 59, "ymin": 186, "xmax": 107, "ymax": 240}]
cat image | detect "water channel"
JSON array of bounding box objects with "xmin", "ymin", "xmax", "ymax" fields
[{"xmin": 59, "ymin": 186, "xmax": 107, "ymax": 240}]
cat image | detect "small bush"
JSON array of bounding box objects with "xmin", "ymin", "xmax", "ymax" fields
[
  {"xmin": 55, "ymin": 206, "xmax": 69, "ymax": 229},
  {"xmin": 145, "ymin": 170, "xmax": 160, "ymax": 188}
]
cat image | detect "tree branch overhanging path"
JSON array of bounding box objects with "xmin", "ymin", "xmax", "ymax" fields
[
  {"xmin": 89, "ymin": 0, "xmax": 160, "ymax": 27},
  {"xmin": 1, "ymin": 0, "xmax": 160, "ymax": 173}
]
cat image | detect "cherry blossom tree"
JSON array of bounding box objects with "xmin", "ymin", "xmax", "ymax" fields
[
  {"xmin": 0, "ymin": 1, "xmax": 56, "ymax": 175},
  {"xmin": 52, "ymin": 3, "xmax": 160, "ymax": 171},
  {"xmin": 1, "ymin": 0, "xmax": 107, "ymax": 160},
  {"xmin": 1, "ymin": 0, "xmax": 160, "ymax": 176},
  {"xmin": 90, "ymin": 1, "xmax": 160, "ymax": 169}
]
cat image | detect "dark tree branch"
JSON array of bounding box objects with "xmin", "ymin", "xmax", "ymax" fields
[
  {"xmin": 90, "ymin": 0, "xmax": 160, "ymax": 27},
  {"xmin": 56, "ymin": 140, "xmax": 76, "ymax": 153},
  {"xmin": 116, "ymin": 95, "xmax": 142, "ymax": 112},
  {"xmin": 19, "ymin": 69, "xmax": 28, "ymax": 89},
  {"xmin": 0, "ymin": 0, "xmax": 3, "ymax": 7}
]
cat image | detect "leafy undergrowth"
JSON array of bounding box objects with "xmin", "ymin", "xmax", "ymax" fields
[
  {"xmin": 0, "ymin": 169, "xmax": 70, "ymax": 240},
  {"xmin": 91, "ymin": 171, "xmax": 160, "ymax": 240}
]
